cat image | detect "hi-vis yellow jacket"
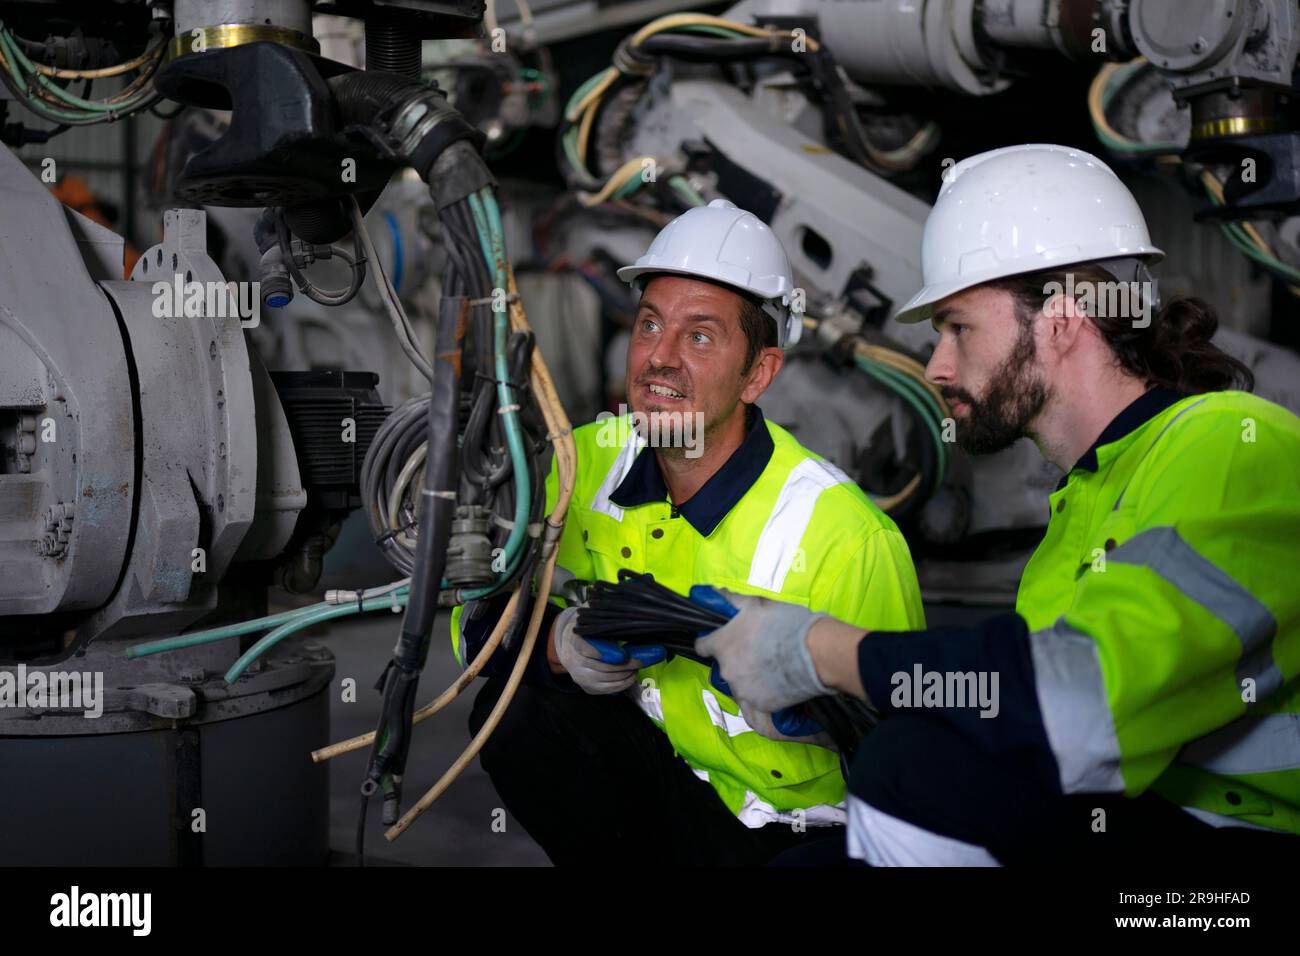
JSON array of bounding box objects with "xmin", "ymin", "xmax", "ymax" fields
[
  {"xmin": 856, "ymin": 388, "xmax": 1300, "ymax": 837},
  {"xmin": 455, "ymin": 406, "xmax": 924, "ymax": 827},
  {"xmin": 1015, "ymin": 389, "xmax": 1300, "ymax": 833}
]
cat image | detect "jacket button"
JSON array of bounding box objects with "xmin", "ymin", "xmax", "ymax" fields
[
  {"xmin": 1056, "ymin": 499, "xmax": 1066, "ymax": 513},
  {"xmin": 770, "ymin": 769, "xmax": 783, "ymax": 779},
  {"xmin": 1104, "ymin": 538, "xmax": 1117, "ymax": 551},
  {"xmin": 621, "ymin": 546, "xmax": 632, "ymax": 558},
  {"xmin": 651, "ymin": 528, "xmax": 664, "ymax": 539},
  {"xmin": 1225, "ymin": 791, "xmax": 1242, "ymax": 806}
]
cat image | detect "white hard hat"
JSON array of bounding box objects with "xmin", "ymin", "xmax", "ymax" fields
[
  {"xmin": 894, "ymin": 144, "xmax": 1165, "ymax": 324},
  {"xmin": 617, "ymin": 199, "xmax": 803, "ymax": 348}
]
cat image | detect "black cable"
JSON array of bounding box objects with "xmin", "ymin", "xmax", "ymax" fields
[
  {"xmin": 577, "ymin": 571, "xmax": 877, "ymax": 754},
  {"xmin": 149, "ymin": 99, "xmax": 185, "ymax": 120},
  {"xmin": 355, "ymin": 793, "xmax": 369, "ymax": 867},
  {"xmin": 363, "ymin": 294, "xmax": 466, "ymax": 808},
  {"xmin": 638, "ymin": 35, "xmax": 784, "ymax": 60}
]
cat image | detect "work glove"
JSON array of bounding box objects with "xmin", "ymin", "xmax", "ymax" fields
[
  {"xmin": 553, "ymin": 606, "xmax": 661, "ymax": 695},
  {"xmin": 694, "ymin": 591, "xmax": 829, "ymax": 713},
  {"xmin": 738, "ymin": 701, "xmax": 837, "ymax": 750}
]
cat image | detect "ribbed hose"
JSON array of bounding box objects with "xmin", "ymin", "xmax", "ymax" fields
[
  {"xmin": 328, "ymin": 71, "xmax": 483, "ymax": 182},
  {"xmin": 366, "ymin": 18, "xmax": 422, "ymax": 77},
  {"xmin": 331, "ymin": 70, "xmax": 428, "ymax": 122}
]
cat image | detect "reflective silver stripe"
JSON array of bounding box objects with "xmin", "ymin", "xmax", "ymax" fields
[
  {"xmin": 588, "ymin": 429, "xmax": 645, "ymax": 522},
  {"xmin": 734, "ymin": 791, "xmax": 845, "ymax": 829},
  {"xmin": 701, "ymin": 688, "xmax": 754, "ymax": 737},
  {"xmin": 694, "ymin": 769, "xmax": 847, "ymax": 829},
  {"xmin": 1178, "ymin": 713, "xmax": 1300, "ymax": 776},
  {"xmin": 747, "ymin": 457, "xmax": 851, "ymax": 592},
  {"xmin": 846, "ymin": 796, "xmax": 1000, "ymax": 866},
  {"xmin": 1179, "ymin": 806, "xmax": 1281, "ymax": 832},
  {"xmin": 1029, "ymin": 618, "xmax": 1124, "ymax": 793},
  {"xmin": 631, "ymin": 681, "xmax": 665, "ymax": 723},
  {"xmin": 1112, "ymin": 398, "xmax": 1209, "ymax": 511},
  {"xmin": 1108, "ymin": 526, "xmax": 1282, "ymax": 704}
]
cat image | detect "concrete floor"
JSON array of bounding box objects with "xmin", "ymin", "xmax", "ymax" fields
[{"xmin": 309, "ymin": 611, "xmax": 551, "ymax": 867}]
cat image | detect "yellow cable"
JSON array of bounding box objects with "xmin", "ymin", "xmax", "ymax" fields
[
  {"xmin": 24, "ymin": 37, "xmax": 164, "ymax": 79},
  {"xmin": 575, "ymin": 95, "xmax": 599, "ymax": 163},
  {"xmin": 629, "ymin": 13, "xmax": 819, "ymax": 51},
  {"xmin": 1089, "ymin": 65, "xmax": 1300, "ymax": 299},
  {"xmin": 309, "ymin": 586, "xmax": 525, "ymax": 763},
  {"xmin": 566, "ymin": 66, "xmax": 617, "ymax": 122},
  {"xmin": 870, "ymin": 473, "xmax": 922, "ymax": 512},
  {"xmin": 1087, "ymin": 60, "xmax": 1140, "ymax": 148},
  {"xmin": 578, "ymin": 156, "xmax": 650, "ymax": 206},
  {"xmin": 568, "ymin": 15, "xmax": 821, "ymax": 190},
  {"xmin": 1202, "ymin": 170, "xmax": 1300, "ymax": 297},
  {"xmin": 857, "ymin": 341, "xmax": 949, "ymax": 414}
]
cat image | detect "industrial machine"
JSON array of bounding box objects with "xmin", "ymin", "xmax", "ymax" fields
[{"xmin": 2, "ymin": 0, "xmax": 1299, "ymax": 864}]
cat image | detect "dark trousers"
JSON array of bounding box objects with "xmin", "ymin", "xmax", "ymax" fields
[
  {"xmin": 468, "ymin": 676, "xmax": 836, "ymax": 866},
  {"xmin": 838, "ymin": 713, "xmax": 1300, "ymax": 866}
]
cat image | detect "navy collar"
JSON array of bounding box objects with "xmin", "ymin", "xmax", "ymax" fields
[
  {"xmin": 1056, "ymin": 386, "xmax": 1186, "ymax": 490},
  {"xmin": 609, "ymin": 405, "xmax": 774, "ymax": 537}
]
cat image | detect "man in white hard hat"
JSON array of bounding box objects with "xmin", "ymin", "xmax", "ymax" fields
[
  {"xmin": 694, "ymin": 145, "xmax": 1300, "ymax": 865},
  {"xmin": 450, "ymin": 199, "xmax": 925, "ymax": 865}
]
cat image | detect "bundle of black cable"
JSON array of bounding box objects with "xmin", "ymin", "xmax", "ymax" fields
[
  {"xmin": 575, "ymin": 570, "xmax": 877, "ymax": 759},
  {"xmin": 575, "ymin": 569, "xmax": 726, "ymax": 659}
]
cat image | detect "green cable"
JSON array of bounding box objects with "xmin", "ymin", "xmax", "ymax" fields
[
  {"xmin": 563, "ymin": 68, "xmax": 613, "ymax": 118},
  {"xmin": 0, "ymin": 28, "xmax": 151, "ymax": 114},
  {"xmin": 668, "ymin": 174, "xmax": 706, "ymax": 207},
  {"xmin": 864, "ymin": 361, "xmax": 947, "ymax": 487},
  {"xmin": 1093, "ymin": 61, "xmax": 1183, "ymax": 156},
  {"xmin": 125, "ymin": 586, "xmax": 412, "ymax": 659},
  {"xmin": 854, "ymin": 357, "xmax": 948, "ymax": 491},
  {"xmin": 225, "ymin": 589, "xmax": 411, "ymax": 684},
  {"xmin": 883, "ymin": 362, "xmax": 950, "ymax": 476},
  {"xmin": 0, "ymin": 33, "xmax": 94, "ymax": 123},
  {"xmin": 561, "ymin": 126, "xmax": 589, "ymax": 179},
  {"xmin": 855, "ymin": 358, "xmax": 946, "ymax": 490},
  {"xmin": 480, "ymin": 188, "xmax": 534, "ymax": 571},
  {"xmin": 668, "ymin": 24, "xmax": 754, "ymax": 40},
  {"xmin": 467, "ymin": 188, "xmax": 532, "ymax": 575},
  {"xmin": 1204, "ymin": 183, "xmax": 1300, "ymax": 284},
  {"xmin": 612, "ymin": 175, "xmax": 643, "ymax": 200},
  {"xmin": 124, "ymin": 605, "xmax": 328, "ymax": 658}
]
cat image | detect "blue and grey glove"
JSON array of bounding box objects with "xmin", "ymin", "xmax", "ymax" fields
[
  {"xmin": 554, "ymin": 606, "xmax": 664, "ymax": 695},
  {"xmin": 694, "ymin": 590, "xmax": 830, "ymax": 713}
]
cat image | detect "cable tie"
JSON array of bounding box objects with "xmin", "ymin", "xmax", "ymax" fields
[
  {"xmin": 467, "ymin": 292, "xmax": 519, "ymax": 307},
  {"xmin": 474, "ymin": 370, "xmax": 519, "ymax": 388},
  {"xmin": 374, "ymin": 519, "xmax": 416, "ymax": 546},
  {"xmin": 497, "ymin": 404, "xmax": 521, "ymax": 415},
  {"xmin": 613, "ymin": 38, "xmax": 656, "ymax": 77},
  {"xmin": 423, "ymin": 489, "xmax": 457, "ymax": 501}
]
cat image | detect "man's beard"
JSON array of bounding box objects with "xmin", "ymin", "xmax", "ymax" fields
[{"xmin": 943, "ymin": 322, "xmax": 1050, "ymax": 456}]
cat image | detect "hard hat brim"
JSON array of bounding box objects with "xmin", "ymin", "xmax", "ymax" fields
[
  {"xmin": 617, "ymin": 263, "xmax": 754, "ymax": 296},
  {"xmin": 892, "ymin": 247, "xmax": 1166, "ymax": 325}
]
